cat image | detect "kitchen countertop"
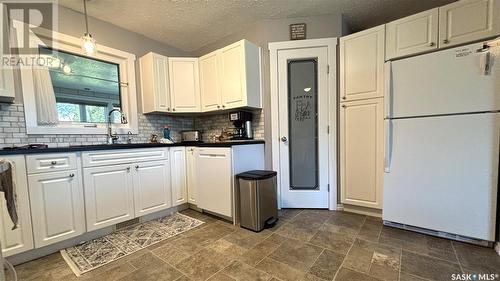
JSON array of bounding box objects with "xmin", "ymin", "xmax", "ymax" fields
[{"xmin": 0, "ymin": 140, "xmax": 265, "ymax": 155}]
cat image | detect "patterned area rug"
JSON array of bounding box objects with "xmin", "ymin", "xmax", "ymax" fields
[{"xmin": 61, "ymin": 212, "xmax": 204, "ymax": 276}]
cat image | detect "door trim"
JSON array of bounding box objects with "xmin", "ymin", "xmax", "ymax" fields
[{"xmin": 269, "ymin": 38, "xmax": 338, "ymax": 210}]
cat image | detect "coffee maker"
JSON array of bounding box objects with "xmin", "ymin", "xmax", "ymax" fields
[{"xmin": 229, "ymin": 111, "xmax": 253, "ymax": 140}]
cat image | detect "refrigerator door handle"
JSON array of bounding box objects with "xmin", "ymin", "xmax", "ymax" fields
[
  {"xmin": 384, "ymin": 62, "xmax": 392, "ymax": 119},
  {"xmin": 384, "ymin": 119, "xmax": 393, "ymax": 173}
]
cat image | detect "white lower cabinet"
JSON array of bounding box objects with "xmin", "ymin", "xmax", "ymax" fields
[
  {"xmin": 170, "ymin": 147, "xmax": 187, "ymax": 206},
  {"xmin": 186, "ymin": 147, "xmax": 197, "ymax": 205},
  {"xmin": 83, "ymin": 164, "xmax": 135, "ymax": 231},
  {"xmin": 133, "ymin": 160, "xmax": 172, "ymax": 216},
  {"xmin": 0, "ymin": 156, "xmax": 34, "ymax": 257},
  {"xmin": 28, "ymin": 170, "xmax": 85, "ymax": 247},
  {"xmin": 195, "ymin": 148, "xmax": 232, "ymax": 217}
]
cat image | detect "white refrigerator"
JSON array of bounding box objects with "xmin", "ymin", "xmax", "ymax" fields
[{"xmin": 383, "ymin": 41, "xmax": 500, "ymax": 242}]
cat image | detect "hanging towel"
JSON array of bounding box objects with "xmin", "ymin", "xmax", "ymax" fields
[{"xmin": 0, "ymin": 160, "xmax": 18, "ymax": 230}]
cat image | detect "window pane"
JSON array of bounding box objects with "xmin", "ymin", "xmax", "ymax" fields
[
  {"xmin": 85, "ymin": 105, "xmax": 106, "ymax": 123},
  {"xmin": 39, "ymin": 47, "xmax": 121, "ymax": 124},
  {"xmin": 57, "ymin": 102, "xmax": 81, "ymax": 122},
  {"xmin": 287, "ymin": 59, "xmax": 318, "ymax": 190}
]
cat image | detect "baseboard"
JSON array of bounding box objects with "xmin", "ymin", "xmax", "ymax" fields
[
  {"xmin": 340, "ymin": 204, "xmax": 382, "ymax": 218},
  {"xmin": 6, "ymin": 204, "xmax": 189, "ymax": 266}
]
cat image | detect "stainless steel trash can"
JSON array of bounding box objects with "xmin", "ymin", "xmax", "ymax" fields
[{"xmin": 237, "ymin": 170, "xmax": 278, "ymax": 232}]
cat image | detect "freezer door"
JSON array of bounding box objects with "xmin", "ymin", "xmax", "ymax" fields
[
  {"xmin": 383, "ymin": 113, "xmax": 499, "ymax": 241},
  {"xmin": 388, "ymin": 42, "xmax": 500, "ymax": 118}
]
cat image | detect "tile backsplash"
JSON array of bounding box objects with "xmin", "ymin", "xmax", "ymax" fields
[{"xmin": 0, "ymin": 103, "xmax": 264, "ymax": 148}]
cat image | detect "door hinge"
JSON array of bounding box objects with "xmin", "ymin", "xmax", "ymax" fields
[
  {"xmin": 327, "ymin": 65, "xmax": 330, "ymax": 74},
  {"xmin": 327, "ymin": 184, "xmax": 330, "ymax": 192}
]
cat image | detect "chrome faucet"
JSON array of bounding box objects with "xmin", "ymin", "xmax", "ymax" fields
[{"xmin": 107, "ymin": 109, "xmax": 128, "ymax": 144}]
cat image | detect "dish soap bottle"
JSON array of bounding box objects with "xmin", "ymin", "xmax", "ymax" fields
[{"xmin": 161, "ymin": 125, "xmax": 174, "ymax": 144}]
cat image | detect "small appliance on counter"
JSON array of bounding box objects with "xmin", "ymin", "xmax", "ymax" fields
[
  {"xmin": 229, "ymin": 111, "xmax": 253, "ymax": 140},
  {"xmin": 181, "ymin": 130, "xmax": 201, "ymax": 142}
]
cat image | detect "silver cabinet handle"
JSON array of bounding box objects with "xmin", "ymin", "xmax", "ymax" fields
[
  {"xmin": 281, "ymin": 136, "xmax": 287, "ymax": 142},
  {"xmin": 222, "ymin": 105, "xmax": 225, "ymax": 108},
  {"xmin": 167, "ymin": 107, "xmax": 170, "ymax": 111},
  {"xmin": 217, "ymin": 105, "xmax": 221, "ymax": 109},
  {"xmin": 126, "ymin": 167, "xmax": 131, "ymax": 172},
  {"xmin": 443, "ymin": 39, "xmax": 449, "ymax": 44},
  {"xmin": 429, "ymin": 42, "xmax": 435, "ymax": 47},
  {"xmin": 341, "ymin": 104, "xmax": 346, "ymax": 108},
  {"xmin": 172, "ymin": 108, "xmax": 176, "ymax": 111},
  {"xmin": 135, "ymin": 165, "xmax": 139, "ymax": 170},
  {"xmin": 50, "ymin": 161, "xmax": 57, "ymax": 165},
  {"xmin": 342, "ymin": 96, "xmax": 346, "ymax": 100},
  {"xmin": 69, "ymin": 173, "xmax": 75, "ymax": 178}
]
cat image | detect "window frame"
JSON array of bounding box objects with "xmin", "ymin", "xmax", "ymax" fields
[{"xmin": 14, "ymin": 22, "xmax": 138, "ymax": 135}]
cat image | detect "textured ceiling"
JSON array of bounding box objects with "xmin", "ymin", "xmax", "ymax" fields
[{"xmin": 59, "ymin": 0, "xmax": 456, "ymax": 52}]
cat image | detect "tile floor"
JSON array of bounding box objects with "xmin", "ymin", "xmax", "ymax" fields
[{"xmin": 7, "ymin": 209, "xmax": 500, "ymax": 281}]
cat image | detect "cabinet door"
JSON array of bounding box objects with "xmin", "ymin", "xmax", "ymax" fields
[
  {"xmin": 340, "ymin": 98, "xmax": 384, "ymax": 209},
  {"xmin": 340, "ymin": 25, "xmax": 385, "ymax": 102},
  {"xmin": 386, "ymin": 9, "xmax": 439, "ymax": 60},
  {"xmin": 0, "ymin": 156, "xmax": 34, "ymax": 257},
  {"xmin": 199, "ymin": 51, "xmax": 222, "ymax": 112},
  {"xmin": 439, "ymin": 0, "xmax": 500, "ymax": 48},
  {"xmin": 152, "ymin": 55, "xmax": 171, "ymax": 112},
  {"xmin": 0, "ymin": 10, "xmax": 14, "ymax": 102},
  {"xmin": 133, "ymin": 160, "xmax": 172, "ymax": 216},
  {"xmin": 169, "ymin": 58, "xmax": 201, "ymax": 112},
  {"xmin": 28, "ymin": 170, "xmax": 85, "ymax": 247},
  {"xmin": 83, "ymin": 164, "xmax": 135, "ymax": 231},
  {"xmin": 195, "ymin": 148, "xmax": 232, "ymax": 217},
  {"xmin": 170, "ymin": 147, "xmax": 187, "ymax": 206},
  {"xmin": 186, "ymin": 147, "xmax": 197, "ymax": 205},
  {"xmin": 220, "ymin": 42, "xmax": 246, "ymax": 109}
]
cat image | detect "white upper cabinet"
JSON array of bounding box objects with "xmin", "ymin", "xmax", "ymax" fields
[
  {"xmin": 140, "ymin": 52, "xmax": 171, "ymax": 113},
  {"xmin": 168, "ymin": 58, "xmax": 201, "ymax": 112},
  {"xmin": 220, "ymin": 40, "xmax": 262, "ymax": 109},
  {"xmin": 0, "ymin": 156, "xmax": 34, "ymax": 257},
  {"xmin": 386, "ymin": 9, "xmax": 439, "ymax": 60},
  {"xmin": 133, "ymin": 160, "xmax": 172, "ymax": 217},
  {"xmin": 0, "ymin": 9, "xmax": 14, "ymax": 103},
  {"xmin": 170, "ymin": 147, "xmax": 187, "ymax": 206},
  {"xmin": 28, "ymin": 170, "xmax": 85, "ymax": 248},
  {"xmin": 199, "ymin": 40, "xmax": 262, "ymax": 111},
  {"xmin": 340, "ymin": 25, "xmax": 385, "ymax": 102},
  {"xmin": 199, "ymin": 51, "xmax": 222, "ymax": 112},
  {"xmin": 439, "ymin": 0, "xmax": 500, "ymax": 48}
]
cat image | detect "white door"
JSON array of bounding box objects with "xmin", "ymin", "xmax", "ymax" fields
[
  {"xmin": 186, "ymin": 147, "xmax": 198, "ymax": 205},
  {"xmin": 28, "ymin": 170, "xmax": 85, "ymax": 247},
  {"xmin": 195, "ymin": 148, "xmax": 232, "ymax": 217},
  {"xmin": 383, "ymin": 113, "xmax": 499, "ymax": 240},
  {"xmin": 169, "ymin": 58, "xmax": 201, "ymax": 112},
  {"xmin": 340, "ymin": 98, "xmax": 384, "ymax": 209},
  {"xmin": 386, "ymin": 8, "xmax": 439, "ymax": 60},
  {"xmin": 199, "ymin": 51, "xmax": 222, "ymax": 112},
  {"xmin": 220, "ymin": 42, "xmax": 245, "ymax": 109},
  {"xmin": 340, "ymin": 25, "xmax": 385, "ymax": 102},
  {"xmin": 439, "ymin": 0, "xmax": 500, "ymax": 48},
  {"xmin": 0, "ymin": 156, "xmax": 34, "ymax": 257},
  {"xmin": 170, "ymin": 147, "xmax": 187, "ymax": 206},
  {"xmin": 277, "ymin": 47, "xmax": 330, "ymax": 208},
  {"xmin": 83, "ymin": 164, "xmax": 135, "ymax": 231},
  {"xmin": 133, "ymin": 160, "xmax": 172, "ymax": 216}
]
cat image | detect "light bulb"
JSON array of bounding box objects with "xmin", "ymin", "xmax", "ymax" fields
[
  {"xmin": 81, "ymin": 33, "xmax": 97, "ymax": 55},
  {"xmin": 62, "ymin": 64, "xmax": 71, "ymax": 74}
]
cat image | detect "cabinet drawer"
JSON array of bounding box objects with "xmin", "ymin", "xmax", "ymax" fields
[
  {"xmin": 26, "ymin": 153, "xmax": 77, "ymax": 174},
  {"xmin": 82, "ymin": 148, "xmax": 169, "ymax": 167}
]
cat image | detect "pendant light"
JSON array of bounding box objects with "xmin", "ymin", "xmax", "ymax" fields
[{"xmin": 81, "ymin": 0, "xmax": 97, "ymax": 55}]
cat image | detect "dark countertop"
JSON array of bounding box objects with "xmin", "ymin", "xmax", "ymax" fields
[{"xmin": 0, "ymin": 140, "xmax": 265, "ymax": 155}]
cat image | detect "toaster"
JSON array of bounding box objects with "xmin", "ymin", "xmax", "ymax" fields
[{"xmin": 181, "ymin": 130, "xmax": 201, "ymax": 142}]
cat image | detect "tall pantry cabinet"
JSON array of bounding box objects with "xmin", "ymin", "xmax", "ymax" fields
[{"xmin": 339, "ymin": 25, "xmax": 385, "ymax": 211}]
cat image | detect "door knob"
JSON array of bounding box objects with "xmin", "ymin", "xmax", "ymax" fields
[{"xmin": 281, "ymin": 136, "xmax": 288, "ymax": 142}]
